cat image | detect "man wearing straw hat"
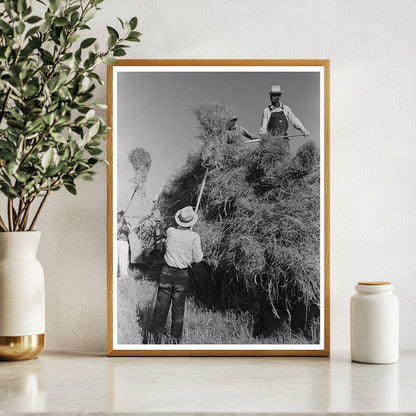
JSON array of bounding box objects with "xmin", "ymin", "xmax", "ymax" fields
[
  {"xmin": 150, "ymin": 206, "xmax": 203, "ymax": 343},
  {"xmin": 226, "ymin": 114, "xmax": 257, "ymax": 144},
  {"xmin": 259, "ymin": 85, "xmax": 310, "ymax": 152}
]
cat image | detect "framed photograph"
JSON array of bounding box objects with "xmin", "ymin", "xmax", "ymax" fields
[{"xmin": 107, "ymin": 60, "xmax": 330, "ymax": 356}]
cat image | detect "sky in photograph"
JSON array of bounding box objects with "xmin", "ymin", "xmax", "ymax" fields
[{"xmin": 116, "ymin": 69, "xmax": 321, "ymax": 217}]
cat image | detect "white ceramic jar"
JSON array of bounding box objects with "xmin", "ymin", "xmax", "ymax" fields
[{"xmin": 350, "ymin": 281, "xmax": 399, "ymax": 364}]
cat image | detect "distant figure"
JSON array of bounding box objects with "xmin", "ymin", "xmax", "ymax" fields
[
  {"xmin": 117, "ymin": 210, "xmax": 129, "ymax": 278},
  {"xmin": 259, "ymin": 85, "xmax": 310, "ymax": 152},
  {"xmin": 226, "ymin": 115, "xmax": 257, "ymax": 144},
  {"xmin": 150, "ymin": 206, "xmax": 203, "ymax": 343},
  {"xmin": 149, "ymin": 194, "xmax": 163, "ymax": 252}
]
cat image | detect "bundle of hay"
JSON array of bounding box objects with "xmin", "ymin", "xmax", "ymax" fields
[
  {"xmin": 128, "ymin": 147, "xmax": 152, "ymax": 200},
  {"xmin": 159, "ymin": 104, "xmax": 320, "ymax": 339},
  {"xmin": 192, "ymin": 102, "xmax": 235, "ymax": 169}
]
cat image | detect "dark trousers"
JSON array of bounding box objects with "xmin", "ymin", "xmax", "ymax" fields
[{"xmin": 150, "ymin": 265, "xmax": 189, "ymax": 343}]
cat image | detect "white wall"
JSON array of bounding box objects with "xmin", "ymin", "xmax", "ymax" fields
[{"xmin": 38, "ymin": 0, "xmax": 416, "ymax": 351}]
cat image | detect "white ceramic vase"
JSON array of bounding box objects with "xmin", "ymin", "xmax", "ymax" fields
[
  {"xmin": 0, "ymin": 231, "xmax": 45, "ymax": 360},
  {"xmin": 350, "ymin": 281, "xmax": 399, "ymax": 364}
]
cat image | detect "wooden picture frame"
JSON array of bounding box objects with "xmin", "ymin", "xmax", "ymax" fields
[{"xmin": 107, "ymin": 60, "xmax": 330, "ymax": 356}]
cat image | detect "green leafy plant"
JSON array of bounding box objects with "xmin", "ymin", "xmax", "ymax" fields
[{"xmin": 0, "ymin": 0, "xmax": 141, "ymax": 231}]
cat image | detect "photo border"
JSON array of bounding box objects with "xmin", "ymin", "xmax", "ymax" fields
[{"xmin": 107, "ymin": 60, "xmax": 330, "ymax": 357}]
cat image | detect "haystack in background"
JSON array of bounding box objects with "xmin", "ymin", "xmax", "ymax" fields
[{"xmin": 159, "ymin": 103, "xmax": 320, "ymax": 341}]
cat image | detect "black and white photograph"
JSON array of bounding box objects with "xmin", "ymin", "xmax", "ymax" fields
[{"xmin": 108, "ymin": 60, "xmax": 329, "ymax": 356}]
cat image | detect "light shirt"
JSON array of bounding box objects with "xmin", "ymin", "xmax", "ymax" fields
[
  {"xmin": 259, "ymin": 103, "xmax": 306, "ymax": 136},
  {"xmin": 164, "ymin": 227, "xmax": 203, "ymax": 269},
  {"xmin": 226, "ymin": 124, "xmax": 255, "ymax": 144}
]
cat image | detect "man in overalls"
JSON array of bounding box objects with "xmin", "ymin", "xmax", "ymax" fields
[{"xmin": 259, "ymin": 85, "xmax": 310, "ymax": 153}]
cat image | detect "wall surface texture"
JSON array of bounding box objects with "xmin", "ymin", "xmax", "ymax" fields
[{"xmin": 36, "ymin": 0, "xmax": 416, "ymax": 351}]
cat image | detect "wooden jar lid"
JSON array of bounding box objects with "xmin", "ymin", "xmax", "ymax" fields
[{"xmin": 358, "ymin": 281, "xmax": 391, "ymax": 285}]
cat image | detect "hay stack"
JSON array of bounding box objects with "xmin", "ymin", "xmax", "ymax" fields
[
  {"xmin": 128, "ymin": 147, "xmax": 152, "ymax": 200},
  {"xmin": 159, "ymin": 104, "xmax": 320, "ymax": 338}
]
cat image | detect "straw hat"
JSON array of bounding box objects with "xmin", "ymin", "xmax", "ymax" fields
[
  {"xmin": 230, "ymin": 115, "xmax": 238, "ymax": 121},
  {"xmin": 268, "ymin": 85, "xmax": 283, "ymax": 94},
  {"xmin": 175, "ymin": 206, "xmax": 198, "ymax": 227}
]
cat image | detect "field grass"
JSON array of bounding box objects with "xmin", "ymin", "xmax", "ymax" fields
[{"xmin": 117, "ymin": 270, "xmax": 314, "ymax": 345}]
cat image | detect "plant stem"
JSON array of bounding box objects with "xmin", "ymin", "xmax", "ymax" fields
[
  {"xmin": 15, "ymin": 199, "xmax": 28, "ymax": 231},
  {"xmin": 14, "ymin": 199, "xmax": 23, "ymax": 230},
  {"xmin": 0, "ymin": 214, "xmax": 8, "ymax": 232},
  {"xmin": 29, "ymin": 189, "xmax": 50, "ymax": 231},
  {"xmin": 20, "ymin": 200, "xmax": 33, "ymax": 231},
  {"xmin": 7, "ymin": 199, "xmax": 14, "ymax": 231}
]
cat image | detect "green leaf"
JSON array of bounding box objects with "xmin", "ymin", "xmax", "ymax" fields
[
  {"xmin": 106, "ymin": 26, "xmax": 119, "ymax": 39},
  {"xmin": 64, "ymin": 183, "xmax": 76, "ymax": 195},
  {"xmin": 16, "ymin": 21, "xmax": 25, "ymax": 35},
  {"xmin": 26, "ymin": 15, "xmax": 42, "ymax": 24},
  {"xmin": 0, "ymin": 141, "xmax": 14, "ymax": 152},
  {"xmin": 83, "ymin": 9, "xmax": 95, "ymax": 23},
  {"xmin": 5, "ymin": 162, "xmax": 18, "ymax": 176},
  {"xmin": 63, "ymin": 146, "xmax": 70, "ymax": 159},
  {"xmin": 23, "ymin": 7, "xmax": 33, "ymax": 18},
  {"xmin": 40, "ymin": 49, "xmax": 54, "ymax": 64},
  {"xmin": 113, "ymin": 47, "xmax": 126, "ymax": 57},
  {"xmin": 103, "ymin": 56, "xmax": 117, "ymax": 65},
  {"xmin": 4, "ymin": 1, "xmax": 16, "ymax": 20},
  {"xmin": 0, "ymin": 20, "xmax": 13, "ymax": 35},
  {"xmin": 74, "ymin": 148, "xmax": 84, "ymax": 159},
  {"xmin": 54, "ymin": 17, "xmax": 69, "ymax": 27},
  {"xmin": 127, "ymin": 31, "xmax": 141, "ymax": 42},
  {"xmin": 45, "ymin": 164, "xmax": 62, "ymax": 177},
  {"xmin": 17, "ymin": 0, "xmax": 26, "ymax": 14},
  {"xmin": 49, "ymin": 0, "xmax": 59, "ymax": 13},
  {"xmin": 78, "ymin": 171, "xmax": 94, "ymax": 181},
  {"xmin": 129, "ymin": 16, "xmax": 138, "ymax": 30},
  {"xmin": 68, "ymin": 33, "xmax": 80, "ymax": 44},
  {"xmin": 14, "ymin": 171, "xmax": 28, "ymax": 183},
  {"xmin": 41, "ymin": 148, "xmax": 54, "ymax": 169},
  {"xmin": 25, "ymin": 25, "xmax": 40, "ymax": 39},
  {"xmin": 42, "ymin": 112, "xmax": 54, "ymax": 125},
  {"xmin": 88, "ymin": 120, "xmax": 100, "ymax": 138},
  {"xmin": 117, "ymin": 17, "xmax": 125, "ymax": 29},
  {"xmin": 25, "ymin": 117, "xmax": 44, "ymax": 134},
  {"xmin": 7, "ymin": 119, "xmax": 24, "ymax": 129},
  {"xmin": 23, "ymin": 83, "xmax": 39, "ymax": 98},
  {"xmin": 0, "ymin": 183, "xmax": 18, "ymax": 198},
  {"xmin": 59, "ymin": 29, "xmax": 67, "ymax": 47},
  {"xmin": 70, "ymin": 11, "xmax": 80, "ymax": 26},
  {"xmin": 87, "ymin": 147, "xmax": 102, "ymax": 156},
  {"xmin": 87, "ymin": 158, "xmax": 100, "ymax": 166},
  {"xmin": 107, "ymin": 33, "xmax": 117, "ymax": 49},
  {"xmin": 80, "ymin": 37, "xmax": 96, "ymax": 49},
  {"xmin": 85, "ymin": 109, "xmax": 95, "ymax": 120},
  {"xmin": 50, "ymin": 131, "xmax": 67, "ymax": 143},
  {"xmin": 48, "ymin": 76, "xmax": 60, "ymax": 92}
]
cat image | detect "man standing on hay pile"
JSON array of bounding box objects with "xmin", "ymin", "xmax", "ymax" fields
[
  {"xmin": 150, "ymin": 206, "xmax": 203, "ymax": 343},
  {"xmin": 259, "ymin": 85, "xmax": 310, "ymax": 153},
  {"xmin": 226, "ymin": 114, "xmax": 257, "ymax": 144}
]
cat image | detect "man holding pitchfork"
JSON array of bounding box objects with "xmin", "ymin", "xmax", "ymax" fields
[
  {"xmin": 150, "ymin": 206, "xmax": 203, "ymax": 344},
  {"xmin": 259, "ymin": 85, "xmax": 310, "ymax": 153}
]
